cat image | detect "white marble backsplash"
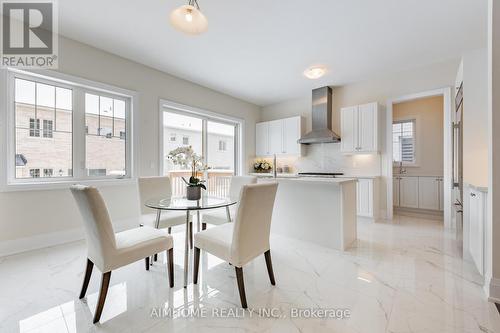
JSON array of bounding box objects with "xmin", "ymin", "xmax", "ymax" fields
[{"xmin": 294, "ymin": 143, "xmax": 381, "ymax": 176}]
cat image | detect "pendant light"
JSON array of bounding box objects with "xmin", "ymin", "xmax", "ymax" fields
[{"xmin": 170, "ymin": 0, "xmax": 208, "ymax": 35}]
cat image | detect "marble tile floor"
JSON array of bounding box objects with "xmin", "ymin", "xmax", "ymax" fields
[{"xmin": 1, "ymin": 215, "xmax": 499, "ymax": 333}]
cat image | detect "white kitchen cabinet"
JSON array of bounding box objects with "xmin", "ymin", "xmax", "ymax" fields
[
  {"xmin": 282, "ymin": 117, "xmax": 302, "ymax": 155},
  {"xmin": 393, "ymin": 178, "xmax": 400, "ymax": 207},
  {"xmin": 418, "ymin": 177, "xmax": 440, "ymax": 210},
  {"xmin": 399, "ymin": 176, "xmax": 419, "ymax": 208},
  {"xmin": 340, "ymin": 106, "xmax": 357, "ymax": 153},
  {"xmin": 438, "ymin": 178, "xmax": 444, "ymax": 211},
  {"xmin": 356, "ymin": 178, "xmax": 379, "ymax": 218},
  {"xmin": 467, "ymin": 187, "xmax": 485, "ymax": 275},
  {"xmin": 340, "ymin": 103, "xmax": 379, "ymax": 154},
  {"xmin": 255, "ymin": 117, "xmax": 303, "ymax": 156},
  {"xmin": 255, "ymin": 122, "xmax": 269, "ymax": 156}
]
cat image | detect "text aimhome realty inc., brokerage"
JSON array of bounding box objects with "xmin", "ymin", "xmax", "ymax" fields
[{"xmin": 1, "ymin": 0, "xmax": 58, "ymax": 68}]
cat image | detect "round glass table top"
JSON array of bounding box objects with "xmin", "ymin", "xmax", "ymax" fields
[{"xmin": 145, "ymin": 195, "xmax": 237, "ymax": 211}]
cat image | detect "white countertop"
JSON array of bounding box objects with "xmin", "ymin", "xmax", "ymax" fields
[{"xmin": 259, "ymin": 177, "xmax": 356, "ymax": 184}]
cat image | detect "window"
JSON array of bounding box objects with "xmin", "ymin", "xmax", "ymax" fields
[
  {"xmin": 393, "ymin": 120, "xmax": 415, "ymax": 164},
  {"xmin": 7, "ymin": 71, "xmax": 133, "ymax": 186},
  {"xmin": 169, "ymin": 133, "xmax": 176, "ymax": 142},
  {"xmin": 29, "ymin": 169, "xmax": 40, "ymax": 178},
  {"xmin": 218, "ymin": 140, "xmax": 227, "ymax": 151},
  {"xmin": 43, "ymin": 120, "xmax": 53, "ymax": 138},
  {"xmin": 162, "ymin": 107, "xmax": 240, "ymax": 198}
]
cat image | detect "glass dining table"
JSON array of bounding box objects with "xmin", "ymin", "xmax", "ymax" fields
[{"xmin": 144, "ymin": 196, "xmax": 237, "ymax": 288}]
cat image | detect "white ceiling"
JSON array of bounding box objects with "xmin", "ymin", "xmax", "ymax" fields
[{"xmin": 58, "ymin": 0, "xmax": 487, "ymax": 106}]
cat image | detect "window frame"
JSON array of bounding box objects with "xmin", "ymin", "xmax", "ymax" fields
[
  {"xmin": 392, "ymin": 118, "xmax": 417, "ymax": 167},
  {"xmin": 159, "ymin": 99, "xmax": 244, "ymax": 177},
  {"xmin": 1, "ymin": 69, "xmax": 137, "ymax": 191}
]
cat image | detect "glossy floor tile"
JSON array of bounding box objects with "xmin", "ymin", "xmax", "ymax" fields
[{"xmin": 1, "ymin": 215, "xmax": 499, "ymax": 332}]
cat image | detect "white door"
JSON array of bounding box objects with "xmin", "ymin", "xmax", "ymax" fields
[
  {"xmin": 418, "ymin": 177, "xmax": 439, "ymax": 210},
  {"xmin": 341, "ymin": 106, "xmax": 357, "ymax": 153},
  {"xmin": 358, "ymin": 103, "xmax": 377, "ymax": 152},
  {"xmin": 268, "ymin": 119, "xmax": 283, "ymax": 154},
  {"xmin": 438, "ymin": 178, "xmax": 444, "ymax": 211},
  {"xmin": 400, "ymin": 176, "xmax": 419, "ymax": 208},
  {"xmin": 255, "ymin": 122, "xmax": 269, "ymax": 156},
  {"xmin": 357, "ymin": 179, "xmax": 373, "ymax": 217},
  {"xmin": 283, "ymin": 117, "xmax": 300, "ymax": 155},
  {"xmin": 393, "ymin": 177, "xmax": 400, "ymax": 207},
  {"xmin": 469, "ymin": 189, "xmax": 484, "ymax": 274}
]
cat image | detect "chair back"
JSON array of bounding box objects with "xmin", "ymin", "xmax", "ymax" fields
[
  {"xmin": 70, "ymin": 185, "xmax": 116, "ymax": 268},
  {"xmin": 138, "ymin": 176, "xmax": 173, "ymax": 214},
  {"xmin": 231, "ymin": 182, "xmax": 278, "ymax": 265},
  {"xmin": 228, "ymin": 176, "xmax": 257, "ymax": 200}
]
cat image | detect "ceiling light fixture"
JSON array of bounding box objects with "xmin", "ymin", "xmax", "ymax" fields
[
  {"xmin": 170, "ymin": 0, "xmax": 208, "ymax": 35},
  {"xmin": 303, "ymin": 66, "xmax": 327, "ymax": 79}
]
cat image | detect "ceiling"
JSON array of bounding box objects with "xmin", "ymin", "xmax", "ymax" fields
[{"xmin": 58, "ymin": 0, "xmax": 487, "ymax": 106}]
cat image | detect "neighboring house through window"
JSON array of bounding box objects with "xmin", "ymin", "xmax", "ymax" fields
[
  {"xmin": 219, "ymin": 140, "xmax": 227, "ymax": 151},
  {"xmin": 183, "ymin": 136, "xmax": 189, "ymax": 145}
]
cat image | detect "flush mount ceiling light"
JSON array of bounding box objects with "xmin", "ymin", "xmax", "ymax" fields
[
  {"xmin": 170, "ymin": 0, "xmax": 208, "ymax": 35},
  {"xmin": 303, "ymin": 66, "xmax": 327, "ymax": 79}
]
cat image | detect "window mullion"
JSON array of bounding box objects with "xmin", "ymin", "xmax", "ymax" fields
[{"xmin": 73, "ymin": 88, "xmax": 86, "ymax": 179}]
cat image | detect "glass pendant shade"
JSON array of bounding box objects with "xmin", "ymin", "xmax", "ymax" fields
[{"xmin": 170, "ymin": 5, "xmax": 208, "ymax": 35}]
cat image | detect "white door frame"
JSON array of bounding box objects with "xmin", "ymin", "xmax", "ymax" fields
[{"xmin": 385, "ymin": 87, "xmax": 453, "ymax": 228}]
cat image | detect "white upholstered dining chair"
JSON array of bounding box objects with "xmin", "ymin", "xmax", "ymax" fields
[
  {"xmin": 138, "ymin": 176, "xmax": 194, "ymax": 249},
  {"xmin": 71, "ymin": 185, "xmax": 174, "ymax": 324},
  {"xmin": 200, "ymin": 176, "xmax": 257, "ymax": 229},
  {"xmin": 193, "ymin": 182, "xmax": 279, "ymax": 308}
]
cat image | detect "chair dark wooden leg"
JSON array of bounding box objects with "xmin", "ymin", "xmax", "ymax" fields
[
  {"xmin": 145, "ymin": 257, "xmax": 150, "ymax": 271},
  {"xmin": 189, "ymin": 222, "xmax": 193, "ymax": 249},
  {"xmin": 202, "ymin": 223, "xmax": 207, "ymax": 230},
  {"xmin": 93, "ymin": 272, "xmax": 111, "ymax": 324},
  {"xmin": 167, "ymin": 248, "xmax": 174, "ymax": 288},
  {"xmin": 193, "ymin": 247, "xmax": 200, "ymax": 284},
  {"xmin": 154, "ymin": 254, "xmax": 158, "ymax": 262},
  {"xmin": 264, "ymin": 250, "xmax": 276, "ymax": 285},
  {"xmin": 235, "ymin": 267, "xmax": 248, "ymax": 308},
  {"xmin": 79, "ymin": 258, "xmax": 94, "ymax": 299},
  {"xmin": 168, "ymin": 227, "xmax": 172, "ymax": 234}
]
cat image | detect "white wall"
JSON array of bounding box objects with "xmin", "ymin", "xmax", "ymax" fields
[
  {"xmin": 261, "ymin": 59, "xmax": 459, "ymax": 217},
  {"xmin": 0, "ymin": 36, "xmax": 261, "ymax": 254}
]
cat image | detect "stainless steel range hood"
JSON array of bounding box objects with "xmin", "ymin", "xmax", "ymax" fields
[{"xmin": 298, "ymin": 86, "xmax": 341, "ymax": 144}]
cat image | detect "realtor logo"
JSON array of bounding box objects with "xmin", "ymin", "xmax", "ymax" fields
[{"xmin": 1, "ymin": 0, "xmax": 58, "ymax": 68}]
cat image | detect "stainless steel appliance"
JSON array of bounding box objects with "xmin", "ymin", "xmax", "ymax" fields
[
  {"xmin": 453, "ymin": 82, "xmax": 464, "ymax": 252},
  {"xmin": 298, "ymin": 172, "xmax": 344, "ymax": 178}
]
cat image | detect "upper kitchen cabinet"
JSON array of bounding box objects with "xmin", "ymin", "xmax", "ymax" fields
[
  {"xmin": 255, "ymin": 116, "xmax": 304, "ymax": 156},
  {"xmin": 340, "ymin": 102, "xmax": 379, "ymax": 154}
]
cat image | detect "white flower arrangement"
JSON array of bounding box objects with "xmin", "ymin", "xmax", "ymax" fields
[{"xmin": 253, "ymin": 159, "xmax": 273, "ymax": 173}]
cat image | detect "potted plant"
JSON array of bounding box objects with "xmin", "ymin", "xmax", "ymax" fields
[
  {"xmin": 168, "ymin": 146, "xmax": 207, "ymax": 200},
  {"xmin": 253, "ymin": 159, "xmax": 272, "ymax": 173}
]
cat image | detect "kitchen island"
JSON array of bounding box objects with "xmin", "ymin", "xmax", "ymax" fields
[{"xmin": 258, "ymin": 177, "xmax": 357, "ymax": 251}]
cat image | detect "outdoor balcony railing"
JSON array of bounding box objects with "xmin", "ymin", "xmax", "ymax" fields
[{"xmin": 167, "ymin": 169, "xmax": 233, "ymax": 198}]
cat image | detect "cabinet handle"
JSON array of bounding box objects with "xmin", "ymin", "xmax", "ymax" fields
[{"xmin": 470, "ymin": 193, "xmax": 476, "ymax": 197}]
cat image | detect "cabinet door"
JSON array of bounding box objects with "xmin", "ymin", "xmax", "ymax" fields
[
  {"xmin": 255, "ymin": 122, "xmax": 269, "ymax": 156},
  {"xmin": 438, "ymin": 178, "xmax": 444, "ymax": 211},
  {"xmin": 341, "ymin": 106, "xmax": 357, "ymax": 153},
  {"xmin": 418, "ymin": 177, "xmax": 440, "ymax": 210},
  {"xmin": 358, "ymin": 103, "xmax": 377, "ymax": 152},
  {"xmin": 393, "ymin": 178, "xmax": 400, "ymax": 207},
  {"xmin": 469, "ymin": 189, "xmax": 484, "ymax": 274},
  {"xmin": 400, "ymin": 177, "xmax": 419, "ymax": 208},
  {"xmin": 283, "ymin": 117, "xmax": 300, "ymax": 155},
  {"xmin": 357, "ymin": 179, "xmax": 373, "ymax": 217},
  {"xmin": 268, "ymin": 119, "xmax": 283, "ymax": 154}
]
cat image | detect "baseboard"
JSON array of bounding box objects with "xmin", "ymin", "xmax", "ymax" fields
[
  {"xmin": 485, "ymin": 276, "xmax": 500, "ymax": 302},
  {"xmin": 0, "ymin": 217, "xmax": 137, "ymax": 257},
  {"xmin": 394, "ymin": 207, "xmax": 444, "ymax": 221}
]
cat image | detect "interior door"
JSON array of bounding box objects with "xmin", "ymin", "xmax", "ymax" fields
[
  {"xmin": 341, "ymin": 106, "xmax": 357, "ymax": 152},
  {"xmin": 358, "ymin": 103, "xmax": 376, "ymax": 152}
]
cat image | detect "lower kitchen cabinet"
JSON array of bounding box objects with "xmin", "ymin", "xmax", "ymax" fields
[
  {"xmin": 394, "ymin": 176, "xmax": 444, "ymax": 211},
  {"xmin": 399, "ymin": 176, "xmax": 419, "ymax": 208},
  {"xmin": 465, "ymin": 185, "xmax": 487, "ymax": 275},
  {"xmin": 356, "ymin": 178, "xmax": 379, "ymax": 218}
]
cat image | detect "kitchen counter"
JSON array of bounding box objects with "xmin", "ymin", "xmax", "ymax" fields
[{"xmin": 258, "ymin": 177, "xmax": 357, "ymax": 251}]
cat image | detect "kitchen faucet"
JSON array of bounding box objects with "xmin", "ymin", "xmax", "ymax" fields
[{"xmin": 398, "ymin": 161, "xmax": 407, "ymax": 174}]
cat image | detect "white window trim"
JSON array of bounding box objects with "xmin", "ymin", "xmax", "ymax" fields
[
  {"xmin": 158, "ymin": 99, "xmax": 244, "ymax": 176},
  {"xmin": 392, "ymin": 117, "xmax": 419, "ymax": 167},
  {"xmin": 0, "ymin": 68, "xmax": 139, "ymax": 192}
]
